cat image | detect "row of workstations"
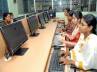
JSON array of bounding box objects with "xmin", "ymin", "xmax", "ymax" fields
[{"xmin": 0, "ymin": 10, "xmax": 57, "ymax": 72}]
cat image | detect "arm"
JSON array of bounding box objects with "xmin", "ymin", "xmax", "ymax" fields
[
  {"xmin": 71, "ymin": 40, "xmax": 95, "ymax": 70},
  {"xmin": 65, "ymin": 32, "xmax": 80, "ymax": 41}
]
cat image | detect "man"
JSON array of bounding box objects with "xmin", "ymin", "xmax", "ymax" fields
[{"xmin": 2, "ymin": 12, "xmax": 13, "ymax": 26}]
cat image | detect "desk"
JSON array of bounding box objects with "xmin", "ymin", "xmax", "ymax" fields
[{"xmin": 0, "ymin": 21, "xmax": 57, "ymax": 72}]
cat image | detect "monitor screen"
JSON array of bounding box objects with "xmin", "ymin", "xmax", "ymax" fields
[
  {"xmin": 27, "ymin": 15, "xmax": 39, "ymax": 36},
  {"xmin": 0, "ymin": 21, "xmax": 28, "ymax": 55},
  {"xmin": 38, "ymin": 13, "xmax": 46, "ymax": 28}
]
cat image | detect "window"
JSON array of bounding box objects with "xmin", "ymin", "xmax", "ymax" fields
[
  {"xmin": 22, "ymin": 0, "xmax": 34, "ymax": 13},
  {"xmin": 35, "ymin": 0, "xmax": 52, "ymax": 11},
  {"xmin": 53, "ymin": 0, "xmax": 97, "ymax": 12},
  {"xmin": 53, "ymin": 0, "xmax": 71, "ymax": 12},
  {"xmin": 0, "ymin": 0, "xmax": 8, "ymax": 19}
]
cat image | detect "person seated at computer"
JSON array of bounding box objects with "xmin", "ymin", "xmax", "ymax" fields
[
  {"xmin": 57, "ymin": 8, "xmax": 70, "ymax": 25},
  {"xmin": 60, "ymin": 14, "xmax": 97, "ymax": 70},
  {"xmin": 48, "ymin": 6, "xmax": 53, "ymax": 18},
  {"xmin": 59, "ymin": 11, "xmax": 83, "ymax": 58},
  {"xmin": 63, "ymin": 10, "xmax": 75, "ymax": 35},
  {"xmin": 62, "ymin": 11, "xmax": 83, "ymax": 48},
  {"xmin": 2, "ymin": 12, "xmax": 13, "ymax": 25}
]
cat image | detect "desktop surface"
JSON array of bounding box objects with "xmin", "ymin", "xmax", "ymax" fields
[{"xmin": 0, "ymin": 21, "xmax": 57, "ymax": 72}]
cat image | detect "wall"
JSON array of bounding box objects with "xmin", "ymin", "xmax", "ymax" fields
[
  {"xmin": 56, "ymin": 12, "xmax": 64, "ymax": 19},
  {"xmin": 7, "ymin": 0, "xmax": 18, "ymax": 17},
  {"xmin": 17, "ymin": 0, "xmax": 24, "ymax": 14},
  {"xmin": 96, "ymin": 0, "xmax": 97, "ymax": 12}
]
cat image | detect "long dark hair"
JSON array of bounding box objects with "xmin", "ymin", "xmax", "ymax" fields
[
  {"xmin": 83, "ymin": 14, "xmax": 96, "ymax": 34},
  {"xmin": 64, "ymin": 8, "xmax": 70, "ymax": 13},
  {"xmin": 3, "ymin": 12, "xmax": 10, "ymax": 20},
  {"xmin": 68, "ymin": 10, "xmax": 74, "ymax": 17},
  {"xmin": 73, "ymin": 11, "xmax": 83, "ymax": 19}
]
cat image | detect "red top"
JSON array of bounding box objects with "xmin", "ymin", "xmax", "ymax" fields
[
  {"xmin": 65, "ymin": 22, "xmax": 75, "ymax": 35},
  {"xmin": 71, "ymin": 32, "xmax": 80, "ymax": 43}
]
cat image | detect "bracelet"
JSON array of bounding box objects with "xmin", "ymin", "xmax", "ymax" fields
[{"xmin": 61, "ymin": 48, "xmax": 66, "ymax": 51}]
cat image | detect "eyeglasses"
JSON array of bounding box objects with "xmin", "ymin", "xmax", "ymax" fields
[{"xmin": 80, "ymin": 22, "xmax": 87, "ymax": 26}]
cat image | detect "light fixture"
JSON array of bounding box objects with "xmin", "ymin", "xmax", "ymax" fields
[
  {"xmin": 59, "ymin": 0, "xmax": 62, "ymax": 6},
  {"xmin": 54, "ymin": 0, "xmax": 57, "ymax": 1}
]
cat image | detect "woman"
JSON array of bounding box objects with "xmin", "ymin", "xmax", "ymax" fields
[
  {"xmin": 57, "ymin": 8, "xmax": 70, "ymax": 25},
  {"xmin": 64, "ymin": 8, "xmax": 70, "ymax": 25},
  {"xmin": 64, "ymin": 10, "xmax": 75, "ymax": 35},
  {"xmin": 60, "ymin": 14, "xmax": 97, "ymax": 70},
  {"xmin": 61, "ymin": 11, "xmax": 83, "ymax": 53}
]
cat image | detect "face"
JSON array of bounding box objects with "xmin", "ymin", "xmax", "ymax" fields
[
  {"xmin": 72, "ymin": 15, "xmax": 82, "ymax": 27},
  {"xmin": 5, "ymin": 14, "xmax": 11, "ymax": 22},
  {"xmin": 72, "ymin": 15, "xmax": 78, "ymax": 25},
  {"xmin": 64, "ymin": 10, "xmax": 68, "ymax": 16},
  {"xmin": 79, "ymin": 18, "xmax": 92, "ymax": 34},
  {"xmin": 68, "ymin": 15, "xmax": 73, "ymax": 21}
]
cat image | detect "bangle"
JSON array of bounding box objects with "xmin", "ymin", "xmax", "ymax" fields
[
  {"xmin": 61, "ymin": 48, "xmax": 66, "ymax": 51},
  {"xmin": 70, "ymin": 60, "xmax": 75, "ymax": 65}
]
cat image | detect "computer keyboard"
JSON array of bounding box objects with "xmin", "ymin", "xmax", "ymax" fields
[
  {"xmin": 53, "ymin": 34, "xmax": 63, "ymax": 45},
  {"xmin": 49, "ymin": 49, "xmax": 64, "ymax": 72},
  {"xmin": 57, "ymin": 23, "xmax": 65, "ymax": 29},
  {"xmin": 52, "ymin": 45, "xmax": 64, "ymax": 50}
]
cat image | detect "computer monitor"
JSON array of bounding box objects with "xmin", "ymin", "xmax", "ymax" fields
[
  {"xmin": 0, "ymin": 20, "xmax": 5, "ymax": 27},
  {"xmin": 46, "ymin": 11, "xmax": 51, "ymax": 21},
  {"xmin": 49, "ymin": 9, "xmax": 56, "ymax": 19},
  {"xmin": 14, "ymin": 15, "xmax": 25, "ymax": 21},
  {"xmin": 38, "ymin": 13, "xmax": 46, "ymax": 29},
  {"xmin": 43, "ymin": 11, "xmax": 49, "ymax": 23},
  {"xmin": 26, "ymin": 12, "xmax": 37, "ymax": 17},
  {"xmin": 0, "ymin": 21, "xmax": 28, "ymax": 56},
  {"xmin": 36, "ymin": 9, "xmax": 43, "ymax": 13},
  {"xmin": 27, "ymin": 15, "xmax": 39, "ymax": 36}
]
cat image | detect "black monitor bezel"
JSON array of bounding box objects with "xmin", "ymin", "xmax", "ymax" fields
[
  {"xmin": 38, "ymin": 13, "xmax": 46, "ymax": 27},
  {"xmin": 27, "ymin": 15, "xmax": 39, "ymax": 36},
  {"xmin": 0, "ymin": 21, "xmax": 28, "ymax": 55}
]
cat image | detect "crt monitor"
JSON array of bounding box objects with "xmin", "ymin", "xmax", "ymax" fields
[
  {"xmin": 46, "ymin": 11, "xmax": 51, "ymax": 21},
  {"xmin": 0, "ymin": 20, "xmax": 5, "ymax": 27},
  {"xmin": 27, "ymin": 15, "xmax": 39, "ymax": 36},
  {"xmin": 36, "ymin": 9, "xmax": 43, "ymax": 13},
  {"xmin": 43, "ymin": 11, "xmax": 49, "ymax": 23},
  {"xmin": 0, "ymin": 21, "xmax": 28, "ymax": 56},
  {"xmin": 49, "ymin": 9, "xmax": 56, "ymax": 19},
  {"xmin": 26, "ymin": 12, "xmax": 36, "ymax": 17},
  {"xmin": 14, "ymin": 15, "xmax": 25, "ymax": 22},
  {"xmin": 38, "ymin": 13, "xmax": 46, "ymax": 29}
]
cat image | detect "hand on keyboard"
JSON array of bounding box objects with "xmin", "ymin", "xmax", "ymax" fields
[
  {"xmin": 59, "ymin": 50, "xmax": 65, "ymax": 57},
  {"xmin": 59, "ymin": 57, "xmax": 65, "ymax": 64},
  {"xmin": 59, "ymin": 57, "xmax": 70, "ymax": 65},
  {"xmin": 59, "ymin": 49, "xmax": 70, "ymax": 58},
  {"xmin": 49, "ymin": 50, "xmax": 64, "ymax": 72}
]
